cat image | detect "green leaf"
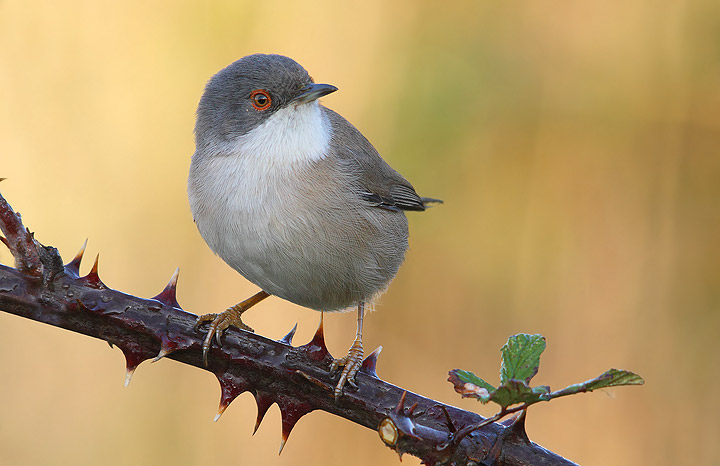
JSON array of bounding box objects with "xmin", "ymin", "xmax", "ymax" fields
[
  {"xmin": 448, "ymin": 333, "xmax": 644, "ymax": 415},
  {"xmin": 500, "ymin": 334, "xmax": 546, "ymax": 384},
  {"xmin": 448, "ymin": 369, "xmax": 495, "ymax": 402},
  {"xmin": 548, "ymin": 368, "xmax": 645, "ymax": 398},
  {"xmin": 488, "ymin": 379, "xmax": 551, "ymax": 409}
]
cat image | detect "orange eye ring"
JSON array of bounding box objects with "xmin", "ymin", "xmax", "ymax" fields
[{"xmin": 250, "ymin": 89, "xmax": 272, "ymax": 111}]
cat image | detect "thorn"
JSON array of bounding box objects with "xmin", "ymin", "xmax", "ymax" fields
[
  {"xmin": 441, "ymin": 405, "xmax": 457, "ymax": 433},
  {"xmin": 386, "ymin": 391, "xmax": 421, "ymax": 442},
  {"xmin": 481, "ymin": 413, "xmax": 527, "ymax": 464},
  {"xmin": 279, "ymin": 323, "xmax": 298, "ymax": 346},
  {"xmin": 152, "ymin": 345, "xmax": 173, "ymax": 362},
  {"xmin": 214, "ymin": 402, "xmax": 228, "ymax": 422},
  {"xmin": 299, "ymin": 313, "xmax": 328, "ymax": 362},
  {"xmin": 124, "ymin": 366, "xmax": 136, "ymax": 387},
  {"xmin": 502, "ymin": 410, "xmax": 530, "ymax": 445},
  {"xmin": 277, "ymin": 397, "xmax": 312, "ymax": 454},
  {"xmin": 120, "ymin": 345, "xmax": 152, "ymax": 386},
  {"xmin": 394, "ymin": 390, "xmax": 408, "ymax": 414},
  {"xmin": 317, "ymin": 311, "xmax": 324, "ymax": 336},
  {"xmin": 407, "ymin": 402, "xmax": 418, "ymax": 416},
  {"xmin": 253, "ymin": 391, "xmax": 274, "ymax": 435},
  {"xmin": 216, "ymin": 374, "xmax": 251, "ymax": 423},
  {"xmin": 152, "ymin": 267, "xmax": 181, "ymax": 309},
  {"xmin": 65, "ymin": 239, "xmax": 87, "ymax": 276},
  {"xmin": 81, "ymin": 253, "xmax": 105, "ymax": 289},
  {"xmin": 0, "ymin": 236, "xmax": 8, "ymax": 249},
  {"xmin": 90, "ymin": 253, "xmax": 99, "ymax": 276},
  {"xmin": 360, "ymin": 346, "xmax": 382, "ymax": 377}
]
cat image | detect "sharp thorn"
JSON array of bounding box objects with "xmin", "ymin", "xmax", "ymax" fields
[
  {"xmin": 278, "ymin": 399, "xmax": 312, "ymax": 454},
  {"xmin": 278, "ymin": 436, "xmax": 288, "ymax": 455},
  {"xmin": 124, "ymin": 366, "xmax": 136, "ymax": 387},
  {"xmin": 298, "ymin": 313, "xmax": 329, "ymax": 360},
  {"xmin": 90, "ymin": 253, "xmax": 99, "ymax": 276},
  {"xmin": 152, "ymin": 267, "xmax": 181, "ymax": 308},
  {"xmin": 394, "ymin": 391, "xmax": 408, "ymax": 414},
  {"xmin": 360, "ymin": 346, "xmax": 382, "ymax": 377},
  {"xmin": 279, "ymin": 323, "xmax": 298, "ymax": 346},
  {"xmin": 152, "ymin": 346, "xmax": 172, "ymax": 362},
  {"xmin": 253, "ymin": 391, "xmax": 274, "ymax": 435},
  {"xmin": 307, "ymin": 313, "xmax": 327, "ymax": 348},
  {"xmin": 215, "ymin": 374, "xmax": 251, "ymax": 423},
  {"xmin": 408, "ymin": 402, "xmax": 418, "ymax": 415},
  {"xmin": 441, "ymin": 405, "xmax": 457, "ymax": 433},
  {"xmin": 503, "ymin": 410, "xmax": 530, "ymax": 444},
  {"xmin": 81, "ymin": 253, "xmax": 105, "ymax": 288},
  {"xmin": 65, "ymin": 238, "xmax": 88, "ymax": 276},
  {"xmin": 214, "ymin": 403, "xmax": 228, "ymax": 422},
  {"xmin": 168, "ymin": 267, "xmax": 179, "ymax": 287},
  {"xmin": 0, "ymin": 236, "xmax": 8, "ymax": 249}
]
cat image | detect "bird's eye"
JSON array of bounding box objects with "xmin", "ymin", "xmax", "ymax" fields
[{"xmin": 250, "ymin": 90, "xmax": 272, "ymax": 111}]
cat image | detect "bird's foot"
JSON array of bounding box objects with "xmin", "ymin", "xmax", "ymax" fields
[
  {"xmin": 330, "ymin": 338, "xmax": 364, "ymax": 401},
  {"xmin": 194, "ymin": 304, "xmax": 254, "ymax": 366}
]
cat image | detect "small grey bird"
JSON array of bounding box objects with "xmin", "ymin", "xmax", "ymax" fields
[{"xmin": 188, "ymin": 54, "xmax": 440, "ymax": 399}]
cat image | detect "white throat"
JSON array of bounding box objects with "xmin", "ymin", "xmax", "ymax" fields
[{"xmin": 236, "ymin": 101, "xmax": 331, "ymax": 167}]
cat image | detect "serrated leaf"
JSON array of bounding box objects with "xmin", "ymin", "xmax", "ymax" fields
[
  {"xmin": 549, "ymin": 368, "xmax": 644, "ymax": 398},
  {"xmin": 448, "ymin": 369, "xmax": 495, "ymax": 402},
  {"xmin": 500, "ymin": 334, "xmax": 546, "ymax": 385}
]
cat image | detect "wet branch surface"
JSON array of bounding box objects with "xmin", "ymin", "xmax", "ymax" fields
[{"xmin": 0, "ymin": 190, "xmax": 576, "ymax": 466}]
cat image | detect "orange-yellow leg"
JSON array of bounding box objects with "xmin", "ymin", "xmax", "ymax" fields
[
  {"xmin": 194, "ymin": 290, "xmax": 270, "ymax": 366},
  {"xmin": 330, "ymin": 302, "xmax": 365, "ymax": 401}
]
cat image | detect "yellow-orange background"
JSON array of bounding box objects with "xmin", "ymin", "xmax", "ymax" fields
[{"xmin": 1, "ymin": 1, "xmax": 718, "ymax": 465}]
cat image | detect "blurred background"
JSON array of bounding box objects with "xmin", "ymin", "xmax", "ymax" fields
[{"xmin": 1, "ymin": 1, "xmax": 718, "ymax": 465}]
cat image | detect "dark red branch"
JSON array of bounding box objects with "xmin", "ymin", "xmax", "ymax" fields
[{"xmin": 0, "ymin": 190, "xmax": 577, "ymax": 466}]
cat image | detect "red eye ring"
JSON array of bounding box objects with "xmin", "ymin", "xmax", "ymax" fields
[{"xmin": 250, "ymin": 89, "xmax": 272, "ymax": 111}]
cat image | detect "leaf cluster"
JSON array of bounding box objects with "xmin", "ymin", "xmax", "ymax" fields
[{"xmin": 449, "ymin": 334, "xmax": 643, "ymax": 411}]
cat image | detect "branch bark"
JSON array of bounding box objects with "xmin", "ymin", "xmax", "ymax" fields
[{"xmin": 0, "ymin": 189, "xmax": 576, "ymax": 466}]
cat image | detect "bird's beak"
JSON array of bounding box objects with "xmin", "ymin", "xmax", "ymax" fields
[{"xmin": 292, "ymin": 83, "xmax": 338, "ymax": 105}]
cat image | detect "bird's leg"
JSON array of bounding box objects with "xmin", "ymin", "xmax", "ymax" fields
[
  {"xmin": 194, "ymin": 290, "xmax": 270, "ymax": 366},
  {"xmin": 330, "ymin": 302, "xmax": 365, "ymax": 401}
]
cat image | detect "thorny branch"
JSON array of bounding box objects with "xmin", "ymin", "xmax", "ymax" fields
[{"xmin": 0, "ymin": 189, "xmax": 577, "ymax": 466}]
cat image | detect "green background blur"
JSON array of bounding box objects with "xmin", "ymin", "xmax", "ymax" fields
[{"xmin": 1, "ymin": 1, "xmax": 718, "ymax": 465}]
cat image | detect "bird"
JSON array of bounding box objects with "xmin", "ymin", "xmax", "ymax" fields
[{"xmin": 188, "ymin": 53, "xmax": 441, "ymax": 399}]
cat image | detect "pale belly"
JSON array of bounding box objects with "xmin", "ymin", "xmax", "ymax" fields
[{"xmin": 189, "ymin": 157, "xmax": 409, "ymax": 311}]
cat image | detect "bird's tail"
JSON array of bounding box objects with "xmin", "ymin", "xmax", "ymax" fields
[{"xmin": 421, "ymin": 197, "xmax": 443, "ymax": 208}]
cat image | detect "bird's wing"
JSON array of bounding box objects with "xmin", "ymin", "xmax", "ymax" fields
[
  {"xmin": 322, "ymin": 107, "xmax": 442, "ymax": 212},
  {"xmin": 360, "ymin": 185, "xmax": 427, "ymax": 212}
]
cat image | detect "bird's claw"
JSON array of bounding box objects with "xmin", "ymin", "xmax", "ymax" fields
[
  {"xmin": 194, "ymin": 307, "xmax": 254, "ymax": 367},
  {"xmin": 331, "ymin": 338, "xmax": 364, "ymax": 401}
]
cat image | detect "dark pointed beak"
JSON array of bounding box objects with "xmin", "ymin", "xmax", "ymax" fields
[{"xmin": 292, "ymin": 83, "xmax": 338, "ymax": 104}]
